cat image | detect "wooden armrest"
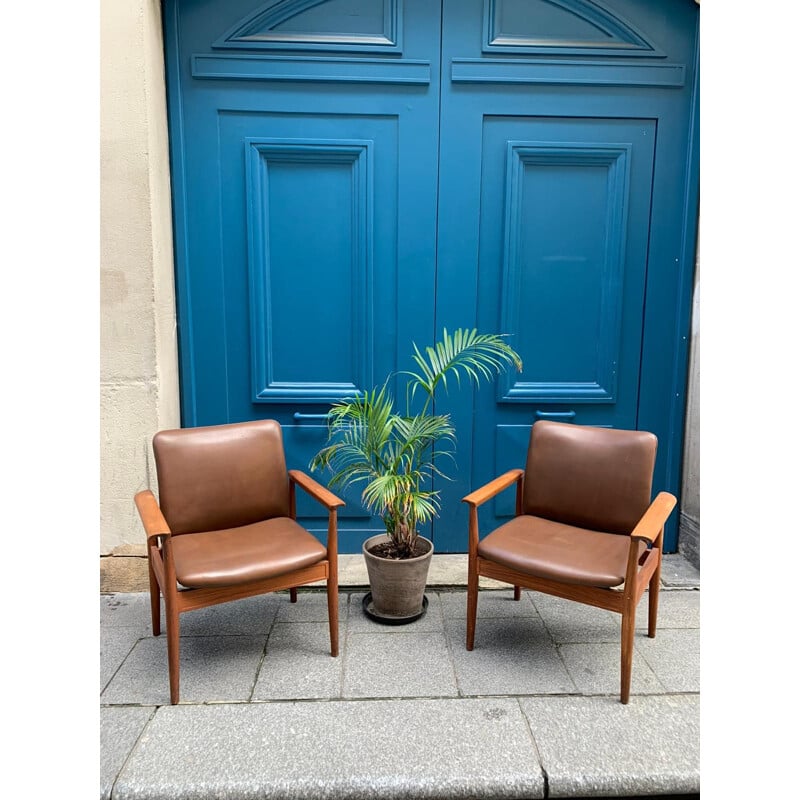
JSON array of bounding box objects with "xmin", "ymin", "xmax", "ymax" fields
[
  {"xmin": 630, "ymin": 491, "xmax": 677, "ymax": 545},
  {"xmin": 134, "ymin": 490, "xmax": 171, "ymax": 543},
  {"xmin": 289, "ymin": 470, "xmax": 345, "ymax": 511},
  {"xmin": 462, "ymin": 469, "xmax": 524, "ymax": 508}
]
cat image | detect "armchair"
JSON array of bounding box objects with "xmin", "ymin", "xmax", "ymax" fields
[
  {"xmin": 462, "ymin": 420, "xmax": 676, "ymax": 703},
  {"xmin": 134, "ymin": 419, "xmax": 344, "ymax": 704}
]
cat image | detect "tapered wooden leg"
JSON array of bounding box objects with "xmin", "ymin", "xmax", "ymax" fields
[
  {"xmin": 166, "ymin": 597, "xmax": 180, "ymax": 704},
  {"xmin": 513, "ymin": 585, "xmax": 521, "ymax": 601},
  {"xmin": 466, "ymin": 558, "xmax": 479, "ymax": 651},
  {"xmin": 648, "ymin": 544, "xmax": 663, "ymax": 638},
  {"xmin": 163, "ymin": 538, "xmax": 181, "ymax": 704},
  {"xmin": 327, "ymin": 576, "xmax": 339, "ymax": 657},
  {"xmin": 326, "ymin": 510, "xmax": 340, "ymax": 657},
  {"xmin": 147, "ymin": 549, "xmax": 161, "ymax": 637},
  {"xmin": 290, "ymin": 587, "xmax": 298, "ymax": 603},
  {"xmin": 620, "ymin": 604, "xmax": 636, "ymax": 704}
]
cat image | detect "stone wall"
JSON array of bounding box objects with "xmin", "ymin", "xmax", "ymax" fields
[
  {"xmin": 100, "ymin": 0, "xmax": 179, "ymax": 588},
  {"xmin": 678, "ymin": 240, "xmax": 700, "ymax": 569}
]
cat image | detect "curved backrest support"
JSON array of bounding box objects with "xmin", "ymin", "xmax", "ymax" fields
[
  {"xmin": 522, "ymin": 421, "xmax": 657, "ymax": 535},
  {"xmin": 153, "ymin": 419, "xmax": 290, "ymax": 534}
]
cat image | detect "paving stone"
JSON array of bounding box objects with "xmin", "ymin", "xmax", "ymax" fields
[
  {"xmin": 323, "ymin": 554, "xmax": 508, "ymax": 589},
  {"xmin": 636, "ymin": 628, "xmax": 700, "ymax": 693},
  {"xmin": 520, "ymin": 694, "xmax": 700, "ymax": 796},
  {"xmin": 530, "ymin": 589, "xmax": 700, "ymax": 645},
  {"xmin": 101, "ymin": 635, "xmax": 267, "ymax": 705},
  {"xmin": 333, "ymin": 554, "xmax": 370, "ymax": 587},
  {"xmin": 100, "ymin": 627, "xmax": 142, "ymax": 693},
  {"xmin": 528, "ymin": 593, "xmax": 621, "ymax": 643},
  {"xmin": 439, "ymin": 589, "xmax": 539, "ymax": 619},
  {"xmin": 179, "ymin": 594, "xmax": 281, "ymax": 636},
  {"xmin": 100, "ymin": 706, "xmax": 155, "ymax": 800},
  {"xmin": 343, "ymin": 631, "xmax": 458, "ymax": 698},
  {"xmin": 101, "ymin": 592, "xmax": 159, "ymax": 632},
  {"xmin": 99, "ymin": 588, "xmax": 700, "ymax": 800},
  {"xmin": 558, "ymin": 642, "xmax": 665, "ymax": 696},
  {"xmin": 253, "ymin": 622, "xmax": 343, "ymax": 700},
  {"xmin": 445, "ymin": 618, "xmax": 575, "ymax": 696},
  {"xmin": 274, "ymin": 591, "xmax": 349, "ymax": 623},
  {"xmin": 347, "ymin": 591, "xmax": 445, "ymax": 632},
  {"xmin": 648, "ymin": 589, "xmax": 700, "ymax": 629},
  {"xmin": 660, "ymin": 554, "xmax": 700, "ymax": 588},
  {"xmin": 113, "ymin": 698, "xmax": 545, "ymax": 800}
]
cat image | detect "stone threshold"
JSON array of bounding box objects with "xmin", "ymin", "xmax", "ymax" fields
[{"xmin": 101, "ymin": 551, "xmax": 699, "ymax": 593}]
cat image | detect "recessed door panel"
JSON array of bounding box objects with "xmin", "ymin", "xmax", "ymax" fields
[
  {"xmin": 438, "ymin": 113, "xmax": 656, "ymax": 539},
  {"xmin": 483, "ymin": 116, "xmax": 654, "ymax": 414}
]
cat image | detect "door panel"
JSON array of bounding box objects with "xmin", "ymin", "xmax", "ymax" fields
[
  {"xmin": 483, "ymin": 116, "xmax": 655, "ymax": 415},
  {"xmin": 166, "ymin": 0, "xmax": 442, "ymax": 551},
  {"xmin": 434, "ymin": 0, "xmax": 698, "ymax": 549},
  {"xmin": 218, "ymin": 111, "xmax": 398, "ymax": 413},
  {"xmin": 472, "ymin": 116, "xmax": 656, "ymax": 535},
  {"xmin": 435, "ymin": 112, "xmax": 657, "ymax": 544}
]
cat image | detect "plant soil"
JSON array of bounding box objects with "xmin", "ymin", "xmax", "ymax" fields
[{"xmin": 367, "ymin": 539, "xmax": 431, "ymax": 560}]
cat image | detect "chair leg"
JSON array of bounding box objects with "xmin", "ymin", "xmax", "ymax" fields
[
  {"xmin": 166, "ymin": 598, "xmax": 181, "ymax": 705},
  {"xmin": 466, "ymin": 559, "xmax": 479, "ymax": 651},
  {"xmin": 147, "ymin": 552, "xmax": 161, "ymax": 637},
  {"xmin": 513, "ymin": 585, "xmax": 521, "ymax": 601},
  {"xmin": 648, "ymin": 548, "xmax": 663, "ymax": 638},
  {"xmin": 327, "ymin": 577, "xmax": 339, "ymax": 657},
  {"xmin": 290, "ymin": 587, "xmax": 298, "ymax": 603},
  {"xmin": 620, "ymin": 604, "xmax": 636, "ymax": 704}
]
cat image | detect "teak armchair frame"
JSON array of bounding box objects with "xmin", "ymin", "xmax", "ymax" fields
[
  {"xmin": 463, "ymin": 435, "xmax": 677, "ymax": 704},
  {"xmin": 135, "ymin": 465, "xmax": 343, "ymax": 705}
]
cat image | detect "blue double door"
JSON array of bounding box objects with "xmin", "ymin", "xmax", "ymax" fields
[{"xmin": 165, "ymin": 0, "xmax": 699, "ymax": 552}]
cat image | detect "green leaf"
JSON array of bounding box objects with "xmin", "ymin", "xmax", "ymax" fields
[{"xmin": 309, "ymin": 327, "xmax": 522, "ymax": 550}]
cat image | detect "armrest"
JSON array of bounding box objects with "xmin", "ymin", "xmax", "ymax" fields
[
  {"xmin": 134, "ymin": 490, "xmax": 171, "ymax": 544},
  {"xmin": 630, "ymin": 491, "xmax": 677, "ymax": 545},
  {"xmin": 289, "ymin": 470, "xmax": 345, "ymax": 511},
  {"xmin": 462, "ymin": 469, "xmax": 524, "ymax": 508}
]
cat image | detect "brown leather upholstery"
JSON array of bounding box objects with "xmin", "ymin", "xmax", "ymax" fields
[
  {"xmin": 171, "ymin": 517, "xmax": 327, "ymax": 588},
  {"xmin": 477, "ymin": 515, "xmax": 646, "ymax": 588},
  {"xmin": 522, "ymin": 421, "xmax": 657, "ymax": 535},
  {"xmin": 153, "ymin": 419, "xmax": 290, "ymax": 535},
  {"xmin": 135, "ymin": 418, "xmax": 344, "ymax": 704},
  {"xmin": 463, "ymin": 419, "xmax": 677, "ymax": 704}
]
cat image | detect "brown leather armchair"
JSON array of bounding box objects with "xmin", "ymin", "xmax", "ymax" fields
[
  {"xmin": 462, "ymin": 420, "xmax": 677, "ymax": 704},
  {"xmin": 134, "ymin": 419, "xmax": 344, "ymax": 704}
]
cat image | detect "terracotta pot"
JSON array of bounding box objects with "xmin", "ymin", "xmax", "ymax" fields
[{"xmin": 362, "ymin": 533, "xmax": 434, "ymax": 619}]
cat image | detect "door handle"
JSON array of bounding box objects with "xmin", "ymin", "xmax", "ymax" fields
[
  {"xmin": 292, "ymin": 413, "xmax": 331, "ymax": 421},
  {"xmin": 535, "ymin": 410, "xmax": 576, "ymax": 420}
]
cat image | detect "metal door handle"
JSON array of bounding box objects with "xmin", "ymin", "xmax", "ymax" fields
[
  {"xmin": 535, "ymin": 410, "xmax": 576, "ymax": 420},
  {"xmin": 292, "ymin": 413, "xmax": 331, "ymax": 421}
]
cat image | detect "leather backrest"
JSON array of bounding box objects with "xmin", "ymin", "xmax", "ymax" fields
[
  {"xmin": 152, "ymin": 419, "xmax": 290, "ymax": 535},
  {"xmin": 522, "ymin": 420, "xmax": 657, "ymax": 534}
]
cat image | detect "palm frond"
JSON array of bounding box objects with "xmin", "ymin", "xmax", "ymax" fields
[
  {"xmin": 309, "ymin": 327, "xmax": 522, "ymax": 551},
  {"xmin": 407, "ymin": 327, "xmax": 522, "ymax": 406}
]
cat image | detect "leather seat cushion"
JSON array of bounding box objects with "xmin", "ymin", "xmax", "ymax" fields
[
  {"xmin": 477, "ymin": 515, "xmax": 645, "ymax": 588},
  {"xmin": 170, "ymin": 517, "xmax": 327, "ymax": 588}
]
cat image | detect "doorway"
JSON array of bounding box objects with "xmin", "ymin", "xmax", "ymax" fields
[{"xmin": 164, "ymin": 0, "xmax": 699, "ymax": 551}]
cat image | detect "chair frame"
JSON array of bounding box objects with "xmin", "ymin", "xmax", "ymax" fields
[
  {"xmin": 463, "ymin": 468, "xmax": 677, "ymax": 704},
  {"xmin": 134, "ymin": 469, "xmax": 344, "ymax": 704}
]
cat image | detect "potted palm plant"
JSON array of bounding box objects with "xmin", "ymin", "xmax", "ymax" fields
[{"xmin": 310, "ymin": 328, "xmax": 522, "ymax": 623}]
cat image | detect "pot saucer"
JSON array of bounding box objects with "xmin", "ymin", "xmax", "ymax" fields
[{"xmin": 361, "ymin": 592, "xmax": 428, "ymax": 625}]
